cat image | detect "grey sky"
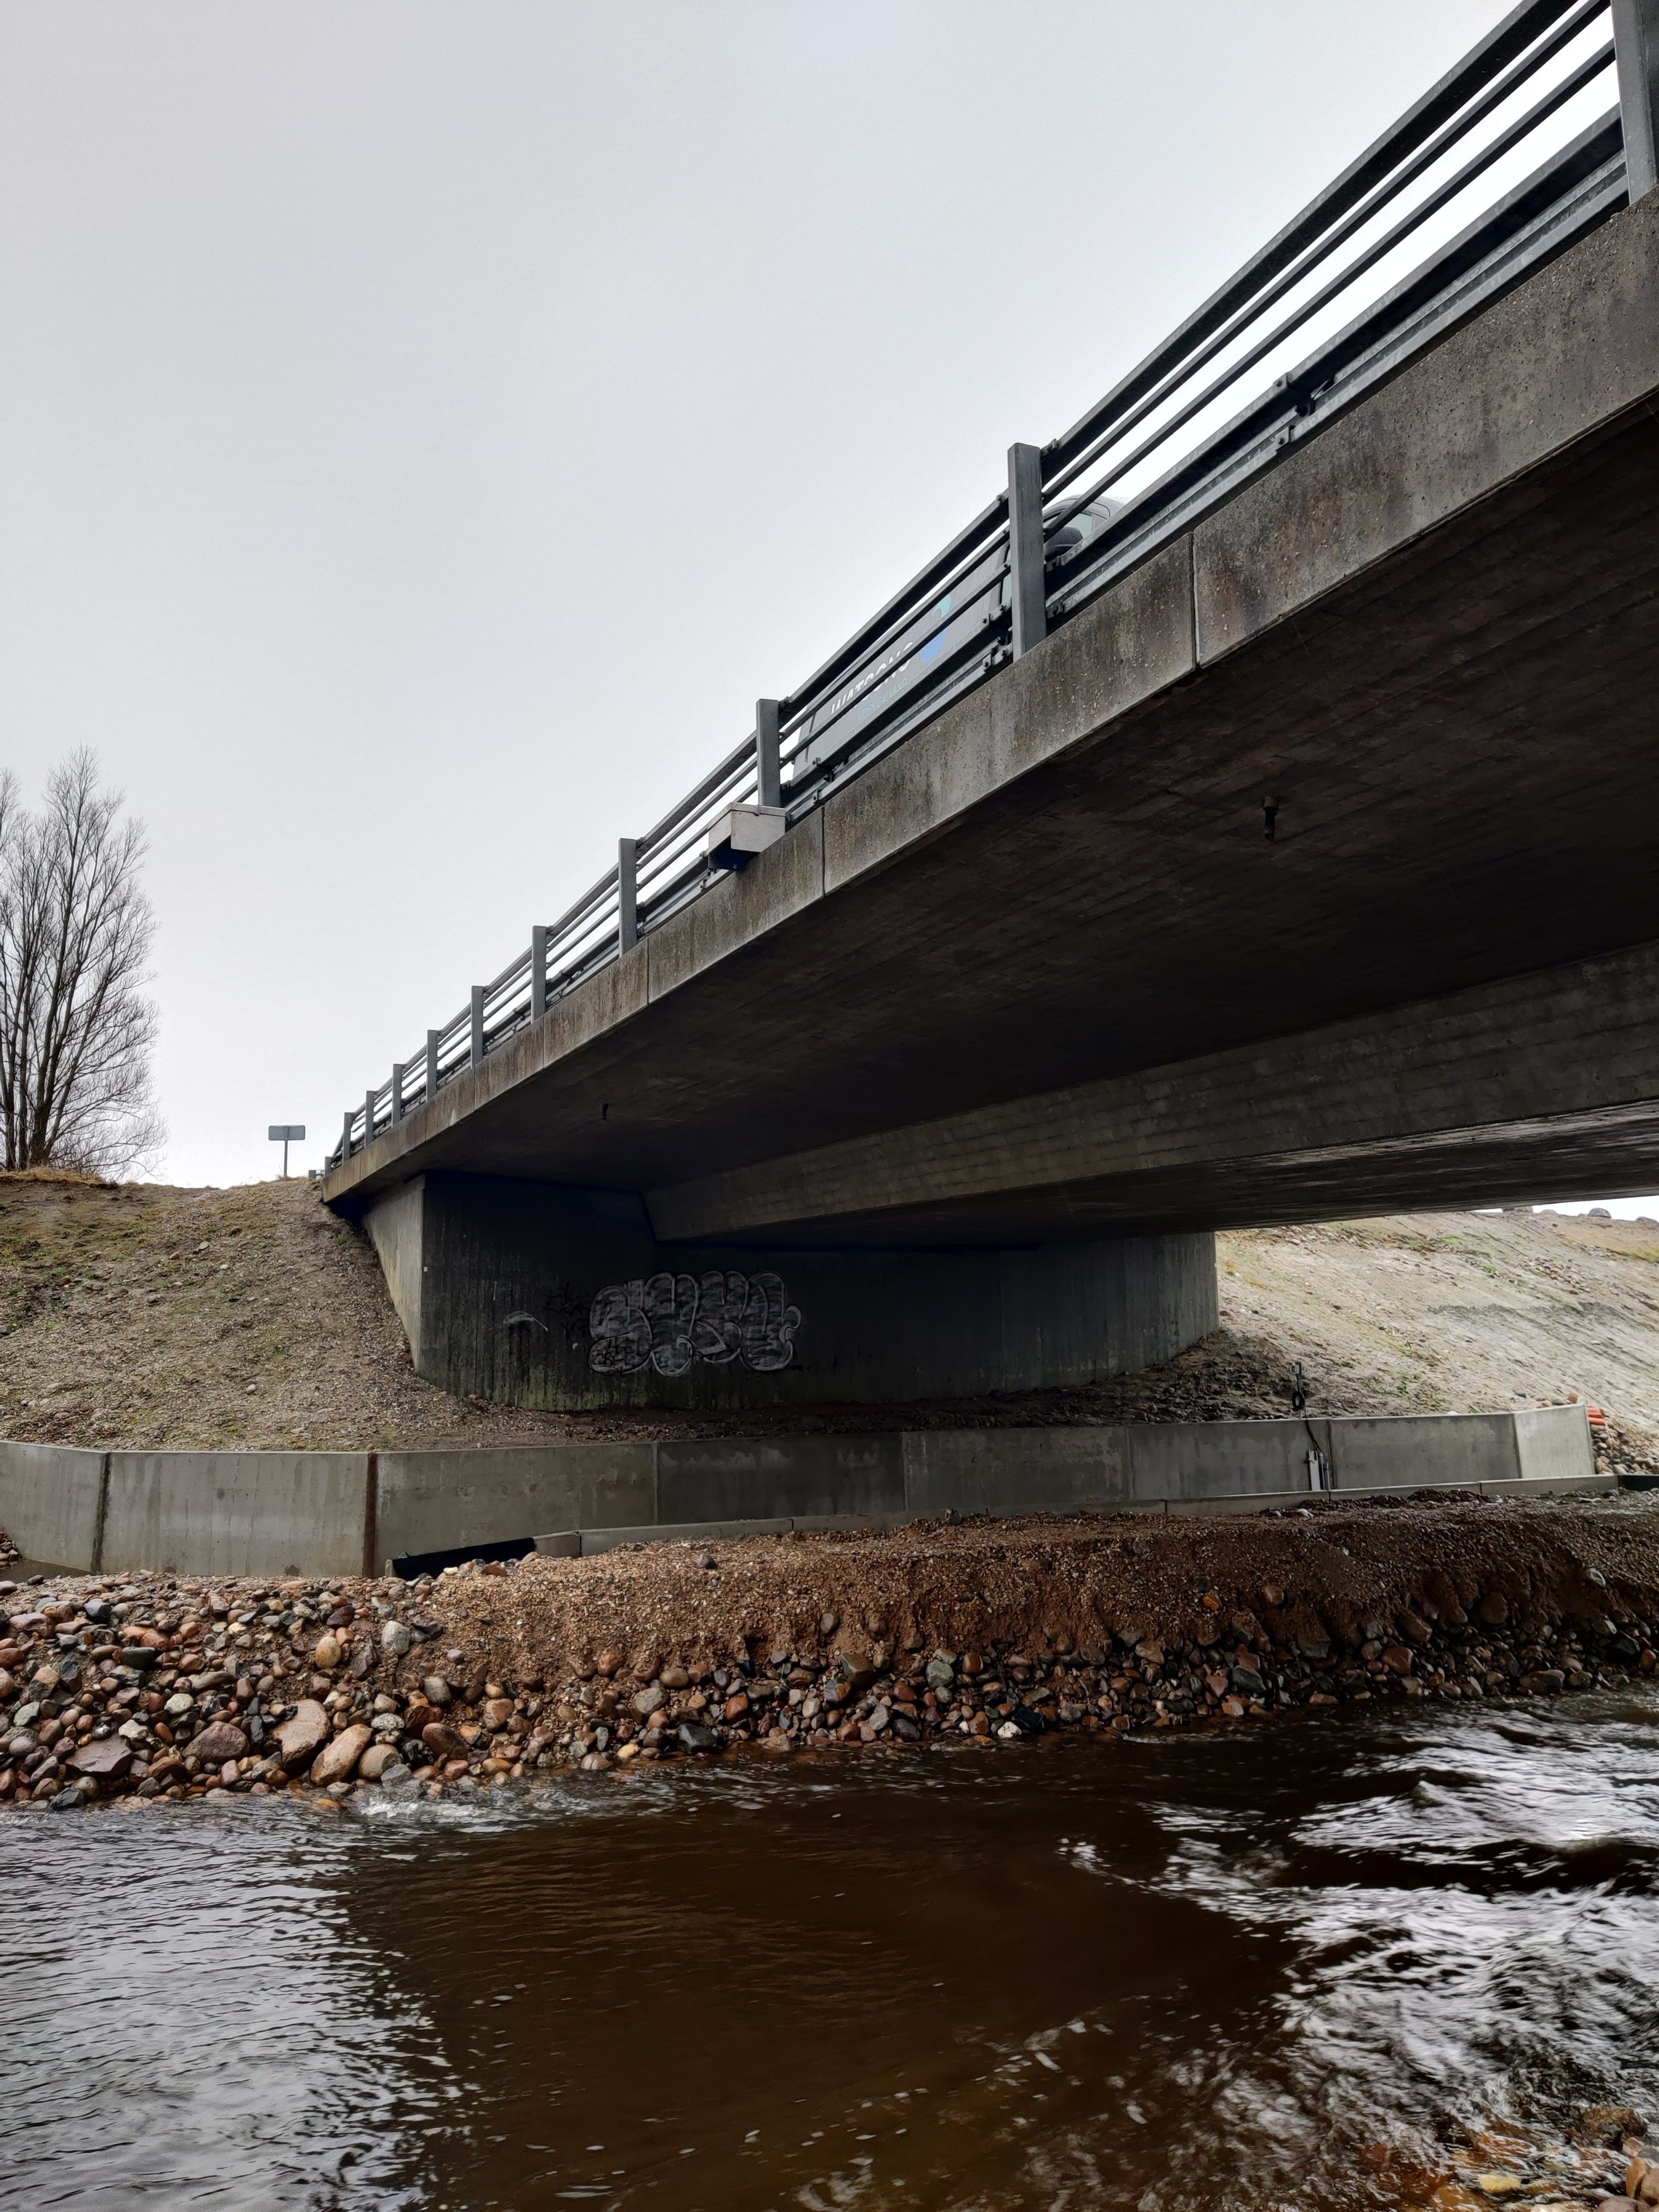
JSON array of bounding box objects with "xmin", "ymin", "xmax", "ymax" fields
[{"xmin": 2, "ymin": 0, "xmax": 1578, "ymax": 1195}]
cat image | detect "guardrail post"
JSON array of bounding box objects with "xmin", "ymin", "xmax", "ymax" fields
[
  {"xmin": 618, "ymin": 837, "xmax": 638, "ymax": 952},
  {"xmin": 756, "ymin": 698, "xmax": 782, "ymax": 809},
  {"xmin": 363, "ymin": 1089, "xmax": 377, "ymax": 1147},
  {"xmin": 470, "ymin": 985, "xmax": 486, "ymax": 1066},
  {"xmin": 342, "ymin": 1108, "xmax": 354, "ymax": 1162},
  {"xmin": 531, "ymin": 925, "xmax": 549, "ymax": 1019},
  {"xmin": 1615, "ymin": 0, "xmax": 1659, "ymax": 200},
  {"xmin": 390, "ymin": 1063, "xmax": 405, "ymax": 1126},
  {"xmin": 1007, "ymin": 442, "xmax": 1047, "ymax": 660},
  {"xmin": 425, "ymin": 1029, "xmax": 440, "ymax": 1108}
]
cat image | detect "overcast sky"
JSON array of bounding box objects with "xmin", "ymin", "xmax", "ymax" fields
[{"xmin": 3, "ymin": 0, "xmax": 1636, "ymax": 1212}]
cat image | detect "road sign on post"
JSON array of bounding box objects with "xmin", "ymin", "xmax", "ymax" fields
[{"xmin": 268, "ymin": 1124, "xmax": 305, "ymax": 1178}]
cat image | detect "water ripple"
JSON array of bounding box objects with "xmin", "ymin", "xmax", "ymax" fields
[{"xmin": 1, "ymin": 1690, "xmax": 1655, "ymax": 2210}]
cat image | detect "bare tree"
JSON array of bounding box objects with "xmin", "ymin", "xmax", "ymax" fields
[{"xmin": 0, "ymin": 753, "xmax": 164, "ymax": 1177}]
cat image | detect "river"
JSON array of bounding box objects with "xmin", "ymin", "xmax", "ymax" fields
[{"xmin": 4, "ymin": 1687, "xmax": 1657, "ymax": 2211}]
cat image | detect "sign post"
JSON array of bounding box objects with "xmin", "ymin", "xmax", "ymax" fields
[{"xmin": 268, "ymin": 1124, "xmax": 305, "ymax": 1178}]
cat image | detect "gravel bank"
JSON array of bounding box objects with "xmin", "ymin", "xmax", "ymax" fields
[{"xmin": 3, "ymin": 1491, "xmax": 1656, "ymax": 1812}]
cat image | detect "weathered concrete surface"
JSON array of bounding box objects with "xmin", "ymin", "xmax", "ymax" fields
[
  {"xmin": 100, "ymin": 1452, "xmax": 371, "ymax": 1579},
  {"xmin": 818, "ymin": 537, "xmax": 1197, "ymax": 899},
  {"xmin": 1328, "ymin": 1413, "xmax": 1517, "ymax": 1493},
  {"xmin": 645, "ymin": 942, "xmax": 1659, "ymax": 1243},
  {"xmin": 0, "ymin": 1407, "xmax": 1594, "ymax": 1573},
  {"xmin": 364, "ymin": 1178, "xmax": 425, "ymax": 1363},
  {"xmin": 0, "ymin": 1443, "xmax": 106, "ymax": 1571},
  {"xmin": 324, "ymin": 190, "xmax": 1659, "ymax": 1258},
  {"xmin": 1127, "ymin": 1420, "xmax": 1319, "ymax": 1503},
  {"xmin": 376, "ymin": 1443, "xmax": 655, "ymax": 1565},
  {"xmin": 903, "ymin": 1427, "xmax": 1130, "ymax": 1517},
  {"xmin": 567, "ymin": 1405, "xmax": 1597, "ymax": 1545},
  {"xmin": 658, "ymin": 1434, "xmax": 905, "ymax": 1523},
  {"xmin": 1515, "ymin": 1404, "xmax": 1596, "ymax": 1484},
  {"xmin": 1191, "ymin": 168, "xmax": 1659, "ymax": 661},
  {"xmin": 364, "ymin": 1172, "xmax": 1216, "ymax": 1410}
]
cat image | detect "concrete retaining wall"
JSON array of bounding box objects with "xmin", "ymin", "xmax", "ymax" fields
[
  {"xmin": 0, "ymin": 1444, "xmax": 108, "ymax": 1573},
  {"xmin": 0, "ymin": 1405, "xmax": 1598, "ymax": 1577},
  {"xmin": 1514, "ymin": 1406, "xmax": 1594, "ymax": 1483},
  {"xmin": 1324, "ymin": 1413, "xmax": 1516, "ymax": 1492},
  {"xmin": 101, "ymin": 1453, "xmax": 372, "ymax": 1581},
  {"xmin": 375, "ymin": 1444, "xmax": 653, "ymax": 1565}
]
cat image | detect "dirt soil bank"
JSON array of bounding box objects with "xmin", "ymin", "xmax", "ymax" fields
[
  {"xmin": 3, "ymin": 1492, "xmax": 1656, "ymax": 1813},
  {"xmin": 3, "ymin": 1172, "xmax": 1659, "ymax": 1460}
]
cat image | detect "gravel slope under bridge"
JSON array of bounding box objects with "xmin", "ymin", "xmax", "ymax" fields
[{"xmin": 0, "ymin": 1173, "xmax": 1655, "ymax": 1458}]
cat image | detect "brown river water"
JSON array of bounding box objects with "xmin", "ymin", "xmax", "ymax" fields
[{"xmin": 4, "ymin": 1687, "xmax": 1658, "ymax": 2212}]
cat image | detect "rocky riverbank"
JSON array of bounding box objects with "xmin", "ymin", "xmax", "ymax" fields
[{"xmin": 2, "ymin": 1490, "xmax": 1656, "ymax": 1812}]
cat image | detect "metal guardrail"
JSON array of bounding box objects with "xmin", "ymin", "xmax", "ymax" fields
[{"xmin": 331, "ymin": 0, "xmax": 1657, "ymax": 1174}]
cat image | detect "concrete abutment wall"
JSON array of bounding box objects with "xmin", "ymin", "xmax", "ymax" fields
[{"xmin": 362, "ymin": 1172, "xmax": 1218, "ymax": 1410}]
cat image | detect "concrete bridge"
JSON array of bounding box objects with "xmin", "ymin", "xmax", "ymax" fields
[{"xmin": 325, "ymin": 1, "xmax": 1659, "ymax": 1411}]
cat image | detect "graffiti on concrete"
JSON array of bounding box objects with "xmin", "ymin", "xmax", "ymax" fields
[{"xmin": 589, "ymin": 1269, "xmax": 801, "ymax": 1376}]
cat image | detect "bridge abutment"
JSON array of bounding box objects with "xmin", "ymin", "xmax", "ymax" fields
[{"xmin": 362, "ymin": 1172, "xmax": 1216, "ymax": 1410}]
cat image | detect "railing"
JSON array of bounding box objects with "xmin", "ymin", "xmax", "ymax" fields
[{"xmin": 330, "ymin": 0, "xmax": 1656, "ymax": 1173}]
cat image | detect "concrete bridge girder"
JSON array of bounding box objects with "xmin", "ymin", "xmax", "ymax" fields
[{"xmin": 645, "ymin": 941, "xmax": 1659, "ymax": 1246}]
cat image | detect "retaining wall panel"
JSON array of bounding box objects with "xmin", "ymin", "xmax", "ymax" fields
[
  {"xmin": 1126, "ymin": 1421, "xmax": 1318, "ymax": 1502},
  {"xmin": 1512, "ymin": 1405, "xmax": 1593, "ymax": 1484},
  {"xmin": 102, "ymin": 1453, "xmax": 371, "ymax": 1579},
  {"xmin": 377, "ymin": 1444, "xmax": 656, "ymax": 1564},
  {"xmin": 1328, "ymin": 1413, "xmax": 1518, "ymax": 1492},
  {"xmin": 903, "ymin": 1427, "xmax": 1131, "ymax": 1517},
  {"xmin": 1165, "ymin": 1489, "xmax": 1314, "ymax": 1517},
  {"xmin": 657, "ymin": 1435, "xmax": 902, "ymax": 1526},
  {"xmin": 0, "ymin": 1443, "xmax": 105, "ymax": 1569}
]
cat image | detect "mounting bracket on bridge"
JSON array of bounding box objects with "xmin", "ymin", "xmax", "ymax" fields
[
  {"xmin": 706, "ymin": 804, "xmax": 787, "ymax": 872},
  {"xmin": 1615, "ymin": 0, "xmax": 1659, "ymax": 201},
  {"xmin": 707, "ymin": 695, "xmax": 790, "ymax": 865}
]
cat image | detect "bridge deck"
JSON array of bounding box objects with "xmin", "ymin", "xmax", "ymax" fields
[{"xmin": 325, "ymin": 187, "xmax": 1659, "ymax": 1245}]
